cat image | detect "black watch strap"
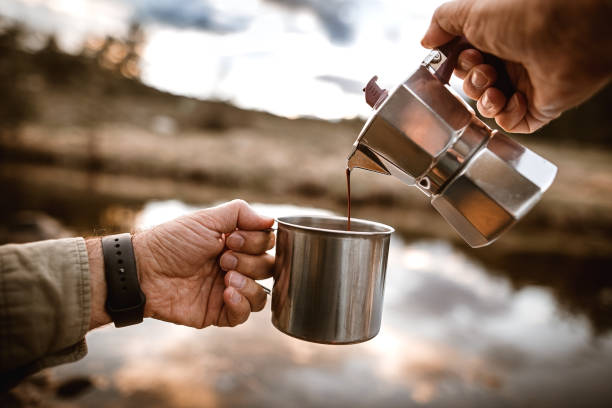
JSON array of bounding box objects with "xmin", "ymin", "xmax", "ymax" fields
[{"xmin": 101, "ymin": 233, "xmax": 146, "ymax": 327}]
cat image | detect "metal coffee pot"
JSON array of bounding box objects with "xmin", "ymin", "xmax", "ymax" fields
[{"xmin": 348, "ymin": 38, "xmax": 557, "ymax": 248}]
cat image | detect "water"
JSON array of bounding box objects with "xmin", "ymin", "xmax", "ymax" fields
[{"xmin": 44, "ymin": 200, "xmax": 612, "ymax": 407}]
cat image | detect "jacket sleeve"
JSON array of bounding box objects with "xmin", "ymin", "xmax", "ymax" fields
[{"xmin": 0, "ymin": 237, "xmax": 91, "ymax": 385}]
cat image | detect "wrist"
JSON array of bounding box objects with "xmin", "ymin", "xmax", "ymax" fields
[
  {"xmin": 87, "ymin": 233, "xmax": 153, "ymax": 329},
  {"xmin": 131, "ymin": 231, "xmax": 157, "ymax": 319}
]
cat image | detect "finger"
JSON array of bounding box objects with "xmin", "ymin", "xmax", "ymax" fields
[
  {"xmin": 219, "ymin": 250, "xmax": 275, "ymax": 280},
  {"xmin": 455, "ymin": 49, "xmax": 483, "ymax": 79},
  {"xmin": 502, "ymin": 112, "xmax": 548, "ymax": 134},
  {"xmin": 421, "ymin": 1, "xmax": 471, "ymax": 48},
  {"xmin": 225, "ymin": 271, "xmax": 267, "ymax": 312},
  {"xmin": 463, "ymin": 64, "xmax": 497, "ymax": 100},
  {"xmin": 226, "ymin": 230, "xmax": 275, "ymax": 255},
  {"xmin": 218, "ymin": 287, "xmax": 250, "ymax": 327},
  {"xmin": 477, "ymin": 87, "xmax": 506, "ymax": 118},
  {"xmin": 201, "ymin": 199, "xmax": 274, "ymax": 234},
  {"xmin": 495, "ymin": 92, "xmax": 528, "ymax": 132}
]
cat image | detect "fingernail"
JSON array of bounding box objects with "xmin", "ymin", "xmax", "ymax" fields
[
  {"xmin": 471, "ymin": 70, "xmax": 488, "ymax": 88},
  {"xmin": 267, "ymin": 233, "xmax": 275, "ymax": 249},
  {"xmin": 229, "ymin": 272, "xmax": 246, "ymax": 289},
  {"xmin": 227, "ymin": 233, "xmax": 245, "ymax": 249},
  {"xmin": 221, "ymin": 253, "xmax": 238, "ymax": 270},
  {"xmin": 459, "ymin": 57, "xmax": 473, "ymax": 72},
  {"xmin": 229, "ymin": 288, "xmax": 242, "ymax": 304},
  {"xmin": 481, "ymin": 92, "xmax": 492, "ymax": 110}
]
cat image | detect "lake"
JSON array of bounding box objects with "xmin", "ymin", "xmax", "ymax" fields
[{"xmin": 41, "ymin": 200, "xmax": 612, "ymax": 408}]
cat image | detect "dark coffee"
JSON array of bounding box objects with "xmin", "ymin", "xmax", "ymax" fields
[{"xmin": 346, "ymin": 167, "xmax": 352, "ymax": 231}]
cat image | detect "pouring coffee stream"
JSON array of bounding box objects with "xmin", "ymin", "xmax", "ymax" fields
[
  {"xmin": 343, "ymin": 76, "xmax": 387, "ymax": 231},
  {"xmin": 345, "ymin": 167, "xmax": 351, "ymax": 231}
]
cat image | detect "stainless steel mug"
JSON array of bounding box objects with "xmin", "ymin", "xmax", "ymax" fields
[{"xmin": 271, "ymin": 215, "xmax": 394, "ymax": 344}]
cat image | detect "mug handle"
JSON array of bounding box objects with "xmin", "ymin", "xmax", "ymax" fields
[
  {"xmin": 256, "ymin": 225, "xmax": 277, "ymax": 296},
  {"xmin": 257, "ymin": 282, "xmax": 272, "ymax": 296}
]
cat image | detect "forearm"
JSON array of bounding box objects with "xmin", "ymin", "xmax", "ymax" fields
[
  {"xmin": 535, "ymin": 0, "xmax": 612, "ymax": 108},
  {"xmin": 560, "ymin": 0, "xmax": 611, "ymax": 51}
]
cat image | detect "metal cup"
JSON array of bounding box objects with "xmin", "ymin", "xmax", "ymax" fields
[{"xmin": 271, "ymin": 215, "xmax": 394, "ymax": 344}]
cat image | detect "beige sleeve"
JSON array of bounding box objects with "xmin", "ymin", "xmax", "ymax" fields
[{"xmin": 0, "ymin": 237, "xmax": 91, "ymax": 384}]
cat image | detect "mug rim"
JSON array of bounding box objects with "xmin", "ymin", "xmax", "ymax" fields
[{"xmin": 276, "ymin": 215, "xmax": 394, "ymax": 236}]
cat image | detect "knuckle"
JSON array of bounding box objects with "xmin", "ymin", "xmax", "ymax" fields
[
  {"xmin": 230, "ymin": 199, "xmax": 249, "ymax": 209},
  {"xmin": 495, "ymin": 117, "xmax": 511, "ymax": 131}
]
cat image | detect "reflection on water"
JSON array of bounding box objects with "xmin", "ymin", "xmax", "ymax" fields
[{"xmin": 48, "ymin": 201, "xmax": 612, "ymax": 407}]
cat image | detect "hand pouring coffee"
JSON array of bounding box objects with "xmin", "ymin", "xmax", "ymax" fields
[{"xmin": 347, "ymin": 37, "xmax": 557, "ymax": 248}]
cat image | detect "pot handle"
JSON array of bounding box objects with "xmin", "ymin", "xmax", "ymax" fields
[{"xmin": 434, "ymin": 36, "xmax": 515, "ymax": 99}]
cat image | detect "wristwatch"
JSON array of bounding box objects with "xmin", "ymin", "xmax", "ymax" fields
[{"xmin": 101, "ymin": 233, "xmax": 146, "ymax": 327}]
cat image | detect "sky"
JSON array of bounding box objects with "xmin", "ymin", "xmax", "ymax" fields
[{"xmin": 0, "ymin": 0, "xmax": 448, "ymax": 119}]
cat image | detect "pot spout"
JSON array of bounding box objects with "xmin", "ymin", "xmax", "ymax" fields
[{"xmin": 347, "ymin": 143, "xmax": 390, "ymax": 175}]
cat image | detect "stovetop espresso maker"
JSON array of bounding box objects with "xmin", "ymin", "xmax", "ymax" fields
[{"xmin": 348, "ymin": 38, "xmax": 558, "ymax": 247}]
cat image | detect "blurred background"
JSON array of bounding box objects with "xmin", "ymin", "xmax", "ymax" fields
[{"xmin": 1, "ymin": 0, "xmax": 611, "ymax": 407}]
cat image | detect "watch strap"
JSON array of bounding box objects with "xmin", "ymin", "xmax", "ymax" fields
[{"xmin": 101, "ymin": 233, "xmax": 146, "ymax": 327}]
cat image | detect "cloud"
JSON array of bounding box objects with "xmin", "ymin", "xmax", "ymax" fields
[
  {"xmin": 263, "ymin": 0, "xmax": 360, "ymax": 44},
  {"xmin": 397, "ymin": 273, "xmax": 509, "ymax": 318},
  {"xmin": 118, "ymin": 0, "xmax": 362, "ymax": 44},
  {"xmin": 124, "ymin": 0, "xmax": 251, "ymax": 33},
  {"xmin": 316, "ymin": 75, "xmax": 364, "ymax": 94}
]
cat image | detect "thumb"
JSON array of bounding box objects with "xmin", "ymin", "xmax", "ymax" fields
[
  {"xmin": 204, "ymin": 199, "xmax": 274, "ymax": 233},
  {"xmin": 421, "ymin": 1, "xmax": 471, "ymax": 48}
]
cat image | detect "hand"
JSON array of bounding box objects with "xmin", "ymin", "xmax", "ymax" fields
[
  {"xmin": 134, "ymin": 200, "xmax": 275, "ymax": 328},
  {"xmin": 421, "ymin": 0, "xmax": 612, "ymax": 133},
  {"xmin": 88, "ymin": 199, "xmax": 275, "ymax": 330}
]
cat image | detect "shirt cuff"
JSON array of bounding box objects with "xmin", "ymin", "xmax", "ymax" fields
[{"xmin": 1, "ymin": 237, "xmax": 91, "ymax": 383}]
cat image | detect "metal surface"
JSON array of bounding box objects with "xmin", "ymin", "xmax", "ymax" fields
[
  {"xmin": 423, "ymin": 50, "xmax": 443, "ymax": 66},
  {"xmin": 347, "ymin": 66, "xmax": 473, "ymax": 182},
  {"xmin": 421, "ymin": 118, "xmax": 490, "ymax": 195},
  {"xmin": 272, "ymin": 216, "xmax": 393, "ymax": 344},
  {"xmin": 431, "ymin": 132, "xmax": 557, "ymax": 247},
  {"xmin": 347, "ymin": 50, "xmax": 557, "ymax": 248}
]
